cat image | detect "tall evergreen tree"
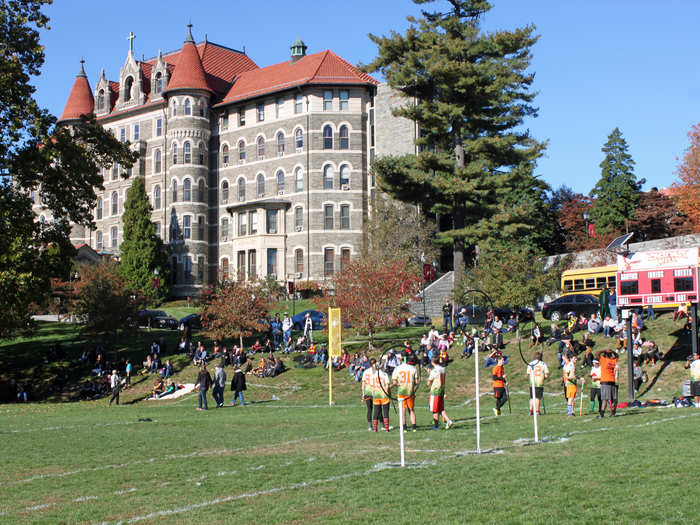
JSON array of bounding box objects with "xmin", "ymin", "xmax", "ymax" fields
[
  {"xmin": 589, "ymin": 128, "xmax": 638, "ymax": 233},
  {"xmin": 119, "ymin": 176, "xmax": 169, "ymax": 303},
  {"xmin": 365, "ymin": 0, "xmax": 546, "ymax": 284}
]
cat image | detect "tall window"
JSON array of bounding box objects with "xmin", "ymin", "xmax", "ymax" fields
[
  {"xmin": 171, "ymin": 100, "xmax": 177, "ymax": 117},
  {"xmin": 124, "ymin": 77, "xmax": 133, "ymax": 101},
  {"xmin": 154, "ymin": 149, "xmax": 161, "ymax": 173},
  {"xmin": 339, "ymin": 90, "xmax": 349, "ymax": 111},
  {"xmin": 154, "ymin": 185, "xmax": 161, "ymax": 209},
  {"xmin": 276, "ymin": 98, "xmax": 283, "ymax": 118},
  {"xmin": 222, "ymin": 258, "xmax": 230, "ymax": 281},
  {"xmin": 324, "ymin": 204, "xmax": 334, "ymax": 229},
  {"xmin": 239, "ymin": 212, "xmax": 247, "ymax": 236},
  {"xmin": 97, "ymin": 89, "xmax": 105, "ymax": 110},
  {"xmin": 112, "ymin": 162, "xmax": 118, "ymax": 180},
  {"xmin": 183, "ymin": 179, "xmax": 191, "ymax": 201},
  {"xmin": 248, "ymin": 250, "xmax": 257, "ymax": 280},
  {"xmin": 257, "ymin": 102, "xmax": 265, "ymax": 122},
  {"xmin": 221, "ymin": 109, "xmax": 229, "ymax": 130},
  {"xmin": 295, "ymin": 249, "xmax": 304, "ymax": 274},
  {"xmin": 323, "ymin": 90, "xmax": 333, "ymax": 111},
  {"xmin": 156, "ymin": 118, "xmax": 162, "ymax": 136},
  {"xmin": 340, "ymin": 164, "xmax": 350, "ymax": 187},
  {"xmin": 237, "ymin": 177, "xmax": 246, "ymax": 201},
  {"xmin": 184, "ymin": 142, "xmax": 191, "ymax": 163},
  {"xmin": 267, "ymin": 248, "xmax": 277, "ymax": 277},
  {"xmin": 96, "ymin": 199, "xmax": 103, "ymax": 220},
  {"xmin": 111, "ymin": 192, "xmax": 118, "ymax": 215},
  {"xmin": 133, "ymin": 124, "xmax": 139, "ymax": 141},
  {"xmin": 257, "ymin": 173, "xmax": 265, "ymax": 197},
  {"xmin": 276, "ymin": 170, "xmax": 285, "ymax": 194},
  {"xmin": 341, "ymin": 248, "xmax": 351, "ymax": 271},
  {"xmin": 295, "ymin": 128, "xmax": 303, "ymax": 150},
  {"xmin": 111, "ymin": 226, "xmax": 118, "ymax": 248},
  {"xmin": 295, "ymin": 94, "xmax": 303, "ymax": 113},
  {"xmin": 199, "ymin": 98, "xmax": 206, "ymax": 117},
  {"xmin": 198, "ymin": 216, "xmax": 204, "ymax": 240},
  {"xmin": 340, "ymin": 204, "xmax": 350, "ymax": 229},
  {"xmin": 339, "ymin": 125, "xmax": 349, "ymax": 149},
  {"xmin": 172, "ymin": 180, "xmax": 178, "ymax": 202},
  {"xmin": 197, "ymin": 256, "xmax": 205, "ymax": 283},
  {"xmin": 154, "ymin": 222, "xmax": 161, "ymax": 238},
  {"xmin": 295, "ymin": 206, "xmax": 303, "ymax": 230},
  {"xmin": 183, "ymin": 215, "xmax": 191, "ymax": 239},
  {"xmin": 323, "ymin": 125, "xmax": 333, "ymax": 149},
  {"xmin": 295, "ymin": 167, "xmax": 303, "ymax": 191},
  {"xmin": 96, "ymin": 231, "xmax": 103, "ymax": 251},
  {"xmin": 221, "ymin": 181, "xmax": 229, "ymax": 204},
  {"xmin": 324, "ymin": 248, "xmax": 334, "ymax": 277},
  {"xmin": 222, "ymin": 144, "xmax": 229, "ymax": 165},
  {"xmin": 238, "ymin": 108, "xmax": 245, "ymax": 126},
  {"xmin": 266, "ymin": 209, "xmax": 278, "ymax": 234},
  {"xmin": 257, "ymin": 136, "xmax": 265, "ymax": 160},
  {"xmin": 323, "ymin": 165, "xmax": 334, "ymax": 189},
  {"xmin": 198, "ymin": 179, "xmax": 205, "ymax": 202},
  {"xmin": 238, "ymin": 140, "xmax": 246, "ymax": 162},
  {"xmin": 277, "ymin": 132, "xmax": 285, "ymax": 156},
  {"xmin": 184, "ymin": 98, "xmax": 191, "ymax": 115},
  {"xmin": 221, "ymin": 218, "xmax": 229, "ymax": 240},
  {"xmin": 198, "ymin": 142, "xmax": 205, "ymax": 165},
  {"xmin": 250, "ymin": 211, "xmax": 258, "ymax": 234},
  {"xmin": 154, "ymin": 72, "xmax": 162, "ymax": 94},
  {"xmin": 172, "ymin": 143, "xmax": 178, "ymax": 164},
  {"xmin": 236, "ymin": 252, "xmax": 244, "ymax": 281}
]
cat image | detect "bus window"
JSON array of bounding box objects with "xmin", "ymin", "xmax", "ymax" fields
[
  {"xmin": 574, "ymin": 279, "xmax": 584, "ymax": 291},
  {"xmin": 620, "ymin": 280, "xmax": 638, "ymax": 295},
  {"xmin": 585, "ymin": 278, "xmax": 595, "ymax": 289},
  {"xmin": 564, "ymin": 280, "xmax": 573, "ymax": 291},
  {"xmin": 596, "ymin": 277, "xmax": 606, "ymax": 288},
  {"xmin": 675, "ymin": 277, "xmax": 694, "ymax": 292},
  {"xmin": 608, "ymin": 276, "xmax": 616, "ymax": 288}
]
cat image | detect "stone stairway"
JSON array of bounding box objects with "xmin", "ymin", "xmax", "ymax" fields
[{"xmin": 408, "ymin": 271, "xmax": 454, "ymax": 317}]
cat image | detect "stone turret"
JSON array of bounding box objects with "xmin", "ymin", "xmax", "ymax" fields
[{"xmin": 58, "ymin": 60, "xmax": 94, "ymax": 123}]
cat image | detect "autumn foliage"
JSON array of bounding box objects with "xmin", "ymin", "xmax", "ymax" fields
[
  {"xmin": 314, "ymin": 256, "xmax": 421, "ymax": 348},
  {"xmin": 200, "ymin": 281, "xmax": 273, "ymax": 348},
  {"xmin": 672, "ymin": 123, "xmax": 700, "ymax": 231}
]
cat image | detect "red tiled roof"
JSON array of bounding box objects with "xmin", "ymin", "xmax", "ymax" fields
[
  {"xmin": 59, "ymin": 72, "xmax": 94, "ymax": 121},
  {"xmin": 166, "ymin": 39, "xmax": 212, "ymax": 93},
  {"xmin": 218, "ymin": 50, "xmax": 378, "ymax": 106}
]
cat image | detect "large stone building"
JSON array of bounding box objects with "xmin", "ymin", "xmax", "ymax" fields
[{"xmin": 47, "ymin": 26, "xmax": 385, "ymax": 297}]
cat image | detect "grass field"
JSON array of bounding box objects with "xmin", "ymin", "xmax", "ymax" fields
[{"xmin": 1, "ymin": 312, "xmax": 698, "ymax": 523}]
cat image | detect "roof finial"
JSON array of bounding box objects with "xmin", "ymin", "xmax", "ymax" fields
[
  {"xmin": 127, "ymin": 31, "xmax": 135, "ymax": 54},
  {"xmin": 185, "ymin": 21, "xmax": 194, "ymax": 43},
  {"xmin": 78, "ymin": 58, "xmax": 86, "ymax": 77}
]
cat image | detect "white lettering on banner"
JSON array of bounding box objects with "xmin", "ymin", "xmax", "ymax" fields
[
  {"xmin": 621, "ymin": 273, "xmax": 638, "ymax": 280},
  {"xmin": 647, "ymin": 271, "xmax": 664, "ymax": 279},
  {"xmin": 674, "ymin": 269, "xmax": 693, "ymax": 277},
  {"xmin": 646, "ymin": 296, "xmax": 663, "ymax": 303},
  {"xmin": 618, "ymin": 247, "xmax": 699, "ymax": 272},
  {"xmin": 677, "ymin": 294, "xmax": 686, "ymax": 302}
]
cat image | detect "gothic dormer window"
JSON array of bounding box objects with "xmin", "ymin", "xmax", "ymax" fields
[
  {"xmin": 124, "ymin": 76, "xmax": 134, "ymax": 102},
  {"xmin": 154, "ymin": 72, "xmax": 162, "ymax": 94},
  {"xmin": 97, "ymin": 90, "xmax": 105, "ymax": 111}
]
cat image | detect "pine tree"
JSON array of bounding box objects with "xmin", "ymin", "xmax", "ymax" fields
[
  {"xmin": 119, "ymin": 176, "xmax": 169, "ymax": 302},
  {"xmin": 365, "ymin": 0, "xmax": 546, "ymax": 284},
  {"xmin": 589, "ymin": 128, "xmax": 638, "ymax": 233}
]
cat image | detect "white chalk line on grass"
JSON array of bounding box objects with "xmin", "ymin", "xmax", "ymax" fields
[{"xmin": 0, "ymin": 417, "xmax": 195, "ymax": 435}]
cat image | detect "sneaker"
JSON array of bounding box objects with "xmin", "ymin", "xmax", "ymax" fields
[
  {"xmin": 412, "ymin": 427, "xmax": 417, "ymax": 433},
  {"xmin": 445, "ymin": 420, "xmax": 453, "ymax": 430},
  {"xmin": 368, "ymin": 424, "xmax": 372, "ymax": 431},
  {"xmin": 596, "ymin": 414, "xmax": 604, "ymax": 419},
  {"xmin": 493, "ymin": 408, "xmax": 498, "ymax": 416},
  {"xmin": 431, "ymin": 425, "xmax": 439, "ymax": 430},
  {"xmin": 196, "ymin": 407, "xmax": 203, "ymax": 411}
]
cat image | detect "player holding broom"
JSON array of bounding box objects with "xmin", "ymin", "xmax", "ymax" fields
[
  {"xmin": 563, "ymin": 353, "xmax": 584, "ymax": 417},
  {"xmin": 392, "ymin": 351, "xmax": 418, "ymax": 432},
  {"xmin": 361, "ymin": 360, "xmax": 374, "ymax": 431},
  {"xmin": 370, "ymin": 358, "xmax": 392, "ymax": 432},
  {"xmin": 427, "ymin": 356, "xmax": 453, "ymax": 430}
]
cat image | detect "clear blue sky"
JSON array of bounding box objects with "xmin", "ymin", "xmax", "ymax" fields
[{"xmin": 34, "ymin": 0, "xmax": 700, "ymax": 195}]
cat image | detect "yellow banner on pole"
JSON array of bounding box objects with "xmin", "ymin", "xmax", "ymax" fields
[{"xmin": 328, "ymin": 307, "xmax": 342, "ymax": 358}]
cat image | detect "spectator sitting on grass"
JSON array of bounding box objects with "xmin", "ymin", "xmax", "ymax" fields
[
  {"xmin": 251, "ymin": 340, "xmax": 262, "ymax": 354},
  {"xmin": 462, "ymin": 334, "xmax": 474, "ymax": 358},
  {"xmin": 314, "ymin": 345, "xmax": 328, "ymax": 366},
  {"xmin": 150, "ymin": 353, "xmax": 161, "ymax": 374},
  {"xmin": 354, "ymin": 354, "xmax": 370, "ymax": 381},
  {"xmin": 588, "ymin": 314, "xmax": 601, "ymax": 334},
  {"xmin": 151, "ymin": 377, "xmax": 165, "ymax": 398},
  {"xmin": 156, "ymin": 378, "xmax": 177, "ymax": 398},
  {"xmin": 547, "ymin": 323, "xmax": 562, "ymax": 346},
  {"xmin": 602, "ymin": 316, "xmax": 614, "ymax": 338},
  {"xmin": 295, "ymin": 335, "xmax": 307, "ymax": 353},
  {"xmin": 505, "ymin": 314, "xmax": 518, "ymax": 333},
  {"xmin": 642, "ymin": 340, "xmax": 662, "ymax": 365},
  {"xmin": 177, "ymin": 337, "xmax": 187, "ymax": 353},
  {"xmin": 491, "ymin": 315, "xmax": 503, "ymax": 333},
  {"xmin": 141, "ymin": 354, "xmax": 153, "ymax": 375},
  {"xmin": 530, "ymin": 323, "xmax": 543, "ymax": 347},
  {"xmin": 160, "ymin": 359, "xmax": 173, "ymax": 379}
]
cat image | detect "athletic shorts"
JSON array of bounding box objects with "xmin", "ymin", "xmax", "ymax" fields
[
  {"xmin": 601, "ymin": 382, "xmax": 617, "ymax": 401},
  {"xmin": 566, "ymin": 385, "xmax": 577, "ymax": 399},
  {"xmin": 399, "ymin": 395, "xmax": 415, "ymax": 410},
  {"xmin": 529, "ymin": 386, "xmax": 544, "ymax": 400},
  {"xmin": 429, "ymin": 394, "xmax": 444, "ymax": 413},
  {"xmin": 373, "ymin": 398, "xmax": 390, "ymax": 406},
  {"xmin": 362, "ymin": 395, "xmax": 372, "ymax": 402},
  {"xmin": 691, "ymin": 381, "xmax": 700, "ymax": 397}
]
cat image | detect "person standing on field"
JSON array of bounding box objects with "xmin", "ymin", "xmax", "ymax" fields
[
  {"xmin": 590, "ymin": 359, "xmax": 602, "ymax": 413},
  {"xmin": 392, "ymin": 352, "xmax": 418, "ymax": 432},
  {"xmin": 442, "ymin": 297, "xmax": 453, "ymax": 333},
  {"xmin": 194, "ymin": 365, "xmax": 212, "ymax": 411},
  {"xmin": 492, "ymin": 356, "xmax": 508, "ymax": 416},
  {"xmin": 361, "ymin": 360, "xmax": 374, "ymax": 431},
  {"xmin": 685, "ymin": 351, "xmax": 700, "ymax": 407},
  {"xmin": 563, "ymin": 353, "xmax": 581, "ymax": 417},
  {"xmin": 427, "ymin": 357, "xmax": 453, "ymax": 430},
  {"xmin": 212, "ymin": 362, "xmax": 226, "ymax": 408},
  {"xmin": 526, "ymin": 351, "xmax": 549, "ymax": 415},
  {"xmin": 597, "ymin": 350, "xmax": 618, "ymax": 417},
  {"xmin": 370, "ymin": 358, "xmax": 392, "ymax": 432},
  {"xmin": 230, "ymin": 366, "xmax": 246, "ymax": 406},
  {"xmin": 303, "ymin": 312, "xmax": 314, "ymax": 343},
  {"xmin": 109, "ymin": 369, "xmax": 122, "ymax": 406}
]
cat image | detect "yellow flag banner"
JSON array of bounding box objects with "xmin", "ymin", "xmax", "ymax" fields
[{"xmin": 328, "ymin": 307, "xmax": 342, "ymax": 358}]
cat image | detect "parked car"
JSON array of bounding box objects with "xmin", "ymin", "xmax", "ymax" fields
[
  {"xmin": 541, "ymin": 294, "xmax": 599, "ymax": 322},
  {"xmin": 406, "ymin": 315, "xmax": 431, "ymax": 327},
  {"xmin": 453, "ymin": 305, "xmax": 535, "ymax": 326},
  {"xmin": 138, "ymin": 309, "xmax": 179, "ymax": 330},
  {"xmin": 292, "ymin": 310, "xmax": 326, "ymax": 331},
  {"xmin": 179, "ymin": 313, "xmax": 202, "ymax": 331}
]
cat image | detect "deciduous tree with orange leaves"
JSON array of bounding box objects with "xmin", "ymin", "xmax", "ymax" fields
[{"xmin": 672, "ymin": 123, "xmax": 700, "ymax": 231}]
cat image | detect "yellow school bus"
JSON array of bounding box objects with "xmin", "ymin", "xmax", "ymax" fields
[{"xmin": 561, "ymin": 265, "xmax": 617, "ymax": 297}]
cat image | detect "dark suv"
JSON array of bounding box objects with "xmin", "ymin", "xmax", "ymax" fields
[{"xmin": 541, "ymin": 294, "xmax": 599, "ymax": 322}]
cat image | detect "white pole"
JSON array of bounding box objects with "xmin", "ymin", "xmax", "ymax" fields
[
  {"xmin": 475, "ymin": 338, "xmax": 481, "ymax": 454},
  {"xmin": 529, "ymin": 363, "xmax": 539, "ymax": 443},
  {"xmin": 398, "ymin": 397, "xmax": 405, "ymax": 467}
]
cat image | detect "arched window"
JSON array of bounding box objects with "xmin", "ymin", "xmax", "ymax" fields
[
  {"xmin": 184, "ymin": 98, "xmax": 191, "ymax": 115},
  {"xmin": 111, "ymin": 226, "xmax": 118, "ymax": 248},
  {"xmin": 97, "ymin": 89, "xmax": 105, "ymax": 110},
  {"xmin": 277, "ymin": 132, "xmax": 285, "ymax": 156},
  {"xmin": 257, "ymin": 136, "xmax": 265, "ymax": 159},
  {"xmin": 172, "ymin": 143, "xmax": 178, "ymax": 164},
  {"xmin": 154, "ymin": 185, "xmax": 161, "ymax": 209},
  {"xmin": 154, "ymin": 72, "xmax": 162, "ymax": 94},
  {"xmin": 295, "ymin": 248, "xmax": 304, "ymax": 274},
  {"xmin": 257, "ymin": 173, "xmax": 265, "ymax": 197},
  {"xmin": 184, "ymin": 179, "xmax": 191, "ymax": 201},
  {"xmin": 199, "ymin": 98, "xmax": 206, "ymax": 117},
  {"xmin": 238, "ymin": 140, "xmax": 246, "ymax": 162},
  {"xmin": 96, "ymin": 231, "xmax": 103, "ymax": 251},
  {"xmin": 172, "ymin": 180, "xmax": 178, "ymax": 202},
  {"xmin": 323, "ymin": 125, "xmax": 333, "ymax": 149},
  {"xmin": 171, "ymin": 99, "xmax": 177, "ymax": 117},
  {"xmin": 222, "ymin": 144, "xmax": 229, "ymax": 165},
  {"xmin": 323, "ymin": 165, "xmax": 334, "ymax": 190},
  {"xmin": 340, "ymin": 165, "xmax": 350, "ymax": 187},
  {"xmin": 339, "ymin": 125, "xmax": 349, "ymax": 149},
  {"xmin": 276, "ymin": 170, "xmax": 285, "ymax": 194},
  {"xmin": 295, "ymin": 128, "xmax": 303, "ymax": 150},
  {"xmin": 295, "ymin": 167, "xmax": 304, "ymax": 192},
  {"xmin": 111, "ymin": 192, "xmax": 118, "ymax": 215},
  {"xmin": 198, "ymin": 179, "xmax": 205, "ymax": 202},
  {"xmin": 238, "ymin": 177, "xmax": 246, "ymax": 201},
  {"xmin": 154, "ymin": 149, "xmax": 162, "ymax": 173},
  {"xmin": 221, "ymin": 180, "xmax": 229, "ymax": 204},
  {"xmin": 124, "ymin": 76, "xmax": 133, "ymax": 101},
  {"xmin": 184, "ymin": 141, "xmax": 191, "ymax": 163},
  {"xmin": 198, "ymin": 142, "xmax": 205, "ymax": 165},
  {"xmin": 96, "ymin": 198, "xmax": 103, "ymax": 220}
]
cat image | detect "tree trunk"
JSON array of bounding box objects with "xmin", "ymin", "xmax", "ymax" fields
[
  {"xmin": 239, "ymin": 333, "xmax": 243, "ymax": 350},
  {"xmin": 453, "ymin": 140, "xmax": 466, "ymax": 287}
]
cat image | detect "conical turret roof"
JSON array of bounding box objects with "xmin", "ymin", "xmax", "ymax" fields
[
  {"xmin": 164, "ymin": 25, "xmax": 212, "ymax": 94},
  {"xmin": 59, "ymin": 61, "xmax": 94, "ymax": 122}
]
